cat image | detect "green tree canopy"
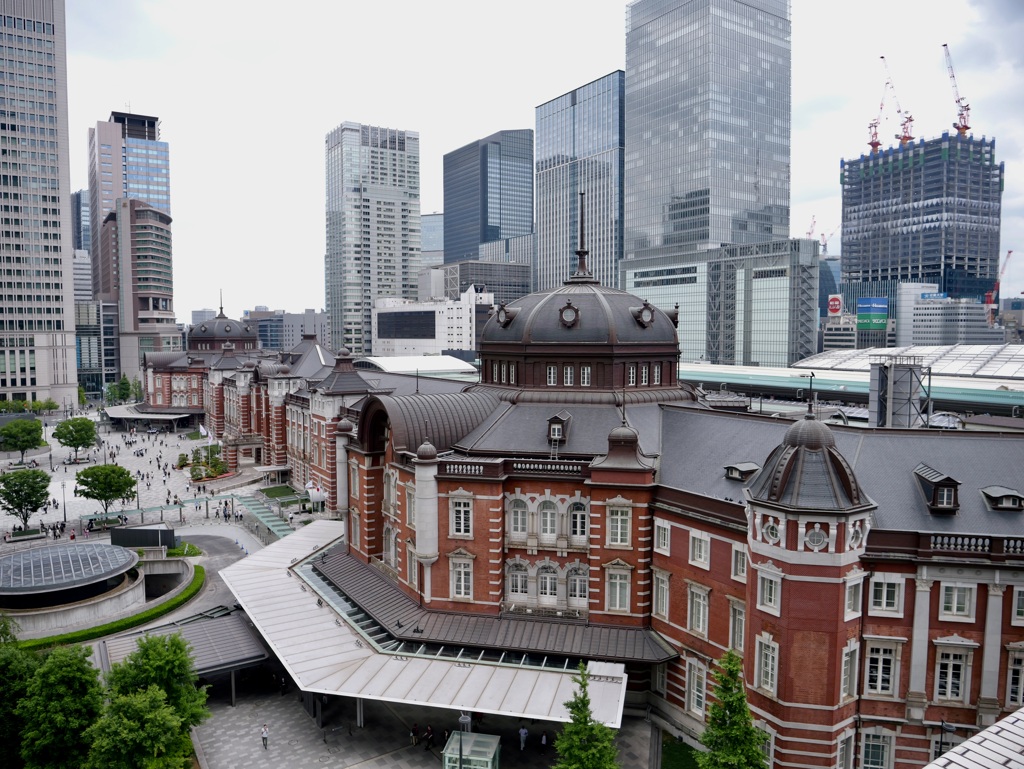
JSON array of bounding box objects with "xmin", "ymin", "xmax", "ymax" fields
[
  {"xmin": 0, "ymin": 615, "xmax": 37, "ymax": 769},
  {"xmin": 0, "ymin": 468, "xmax": 51, "ymax": 529},
  {"xmin": 84, "ymin": 686, "xmax": 190, "ymax": 769},
  {"xmin": 117, "ymin": 375, "xmax": 131, "ymax": 402},
  {"xmin": 52, "ymin": 416, "xmax": 97, "ymax": 461},
  {"xmin": 76, "ymin": 464, "xmax": 136, "ymax": 515},
  {"xmin": 104, "ymin": 383, "xmax": 119, "ymax": 405},
  {"xmin": 697, "ymin": 650, "xmax": 768, "ymax": 769},
  {"xmin": 0, "ymin": 418, "xmax": 42, "ymax": 464},
  {"xmin": 130, "ymin": 377, "xmax": 143, "ymax": 403},
  {"xmin": 78, "ymin": 385, "xmax": 87, "ymax": 407},
  {"xmin": 105, "ymin": 633, "xmax": 209, "ymax": 730},
  {"xmin": 552, "ymin": 662, "xmax": 619, "ymax": 769},
  {"xmin": 16, "ymin": 644, "xmax": 103, "ymax": 769}
]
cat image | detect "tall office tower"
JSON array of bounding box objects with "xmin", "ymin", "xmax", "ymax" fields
[
  {"xmin": 96, "ymin": 199, "xmax": 179, "ymax": 378},
  {"xmin": 0, "ymin": 2, "xmax": 78, "ymax": 406},
  {"xmin": 624, "ymin": 0, "xmax": 790, "ymax": 257},
  {"xmin": 841, "ymin": 132, "xmax": 1004, "ymax": 303},
  {"xmin": 442, "ymin": 129, "xmax": 533, "ymax": 265},
  {"xmin": 71, "ymin": 189, "xmax": 90, "ymax": 251},
  {"xmin": 622, "ymin": 0, "xmax": 803, "ymax": 365},
  {"xmin": 72, "ymin": 250, "xmax": 93, "ymax": 301},
  {"xmin": 87, "ymin": 112, "xmax": 170, "ymax": 293},
  {"xmin": 535, "ymin": 71, "xmax": 624, "ymax": 290},
  {"xmin": 422, "ymin": 212, "xmax": 444, "ymax": 254},
  {"xmin": 325, "ymin": 122, "xmax": 420, "ymax": 354}
]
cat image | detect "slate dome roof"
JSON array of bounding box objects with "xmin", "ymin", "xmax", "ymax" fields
[{"xmin": 190, "ymin": 311, "xmax": 257, "ymax": 340}]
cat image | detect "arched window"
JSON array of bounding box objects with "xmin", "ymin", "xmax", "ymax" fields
[
  {"xmin": 508, "ymin": 499, "xmax": 528, "ymax": 540},
  {"xmin": 539, "ymin": 501, "xmax": 557, "ymax": 544},
  {"xmin": 569, "ymin": 502, "xmax": 588, "ymax": 544},
  {"xmin": 568, "ymin": 566, "xmax": 588, "ymax": 609},
  {"xmin": 507, "ymin": 564, "xmax": 528, "ymax": 600},
  {"xmin": 538, "ymin": 566, "xmax": 558, "ymax": 605}
]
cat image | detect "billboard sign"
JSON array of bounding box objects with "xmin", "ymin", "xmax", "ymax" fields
[
  {"xmin": 827, "ymin": 294, "xmax": 843, "ymax": 316},
  {"xmin": 857, "ymin": 297, "xmax": 888, "ymax": 329},
  {"xmin": 920, "ymin": 292, "xmax": 948, "ymax": 300}
]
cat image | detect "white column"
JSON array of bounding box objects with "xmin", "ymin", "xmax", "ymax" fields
[
  {"xmin": 906, "ymin": 578, "xmax": 932, "ymax": 722},
  {"xmin": 978, "ymin": 583, "xmax": 1005, "ymax": 726}
]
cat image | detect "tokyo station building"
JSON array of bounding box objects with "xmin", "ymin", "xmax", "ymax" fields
[{"xmin": 142, "ymin": 257, "xmax": 1024, "ymax": 769}]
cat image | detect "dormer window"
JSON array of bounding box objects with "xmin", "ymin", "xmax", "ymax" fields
[
  {"xmin": 725, "ymin": 462, "xmax": 761, "ymax": 482},
  {"xmin": 981, "ymin": 486, "xmax": 1024, "ymax": 511},
  {"xmin": 548, "ymin": 410, "xmax": 571, "ymax": 444},
  {"xmin": 549, "ymin": 423, "xmax": 563, "ymax": 442},
  {"xmin": 936, "ymin": 486, "xmax": 956, "ymax": 508},
  {"xmin": 914, "ymin": 463, "xmax": 960, "ymax": 514}
]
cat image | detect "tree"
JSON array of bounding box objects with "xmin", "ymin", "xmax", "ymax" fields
[
  {"xmin": 697, "ymin": 650, "xmax": 768, "ymax": 769},
  {"xmin": 105, "ymin": 633, "xmax": 209, "ymax": 730},
  {"xmin": 76, "ymin": 465, "xmax": 136, "ymax": 516},
  {"xmin": 52, "ymin": 416, "xmax": 96, "ymax": 461},
  {"xmin": 553, "ymin": 662, "xmax": 619, "ymax": 769},
  {"xmin": 0, "ymin": 419, "xmax": 42, "ymax": 463},
  {"xmin": 117, "ymin": 375, "xmax": 131, "ymax": 403},
  {"xmin": 0, "ymin": 469, "xmax": 50, "ymax": 530},
  {"xmin": 130, "ymin": 377, "xmax": 143, "ymax": 403},
  {"xmin": 105, "ymin": 383, "xmax": 119, "ymax": 405},
  {"xmin": 16, "ymin": 644, "xmax": 103, "ymax": 769},
  {"xmin": 84, "ymin": 686, "xmax": 190, "ymax": 769},
  {"xmin": 0, "ymin": 615, "xmax": 37, "ymax": 769},
  {"xmin": 78, "ymin": 385, "xmax": 87, "ymax": 407}
]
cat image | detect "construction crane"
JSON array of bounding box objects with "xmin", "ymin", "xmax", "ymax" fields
[
  {"xmin": 805, "ymin": 215, "xmax": 816, "ymax": 239},
  {"xmin": 986, "ymin": 250, "xmax": 1014, "ymax": 326},
  {"xmin": 942, "ymin": 43, "xmax": 971, "ymax": 136},
  {"xmin": 867, "ymin": 79, "xmax": 891, "ymax": 153},
  {"xmin": 819, "ymin": 224, "xmax": 841, "ymax": 256},
  {"xmin": 881, "ymin": 56, "xmax": 914, "ymax": 146}
]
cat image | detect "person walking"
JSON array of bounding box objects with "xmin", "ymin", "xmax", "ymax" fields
[
  {"xmin": 423, "ymin": 725, "xmax": 434, "ymax": 750},
  {"xmin": 519, "ymin": 724, "xmax": 528, "ymax": 751},
  {"xmin": 261, "ymin": 723, "xmax": 269, "ymax": 750},
  {"xmin": 410, "ymin": 723, "xmax": 419, "ymax": 746}
]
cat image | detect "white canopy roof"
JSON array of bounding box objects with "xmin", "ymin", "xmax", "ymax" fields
[
  {"xmin": 925, "ymin": 707, "xmax": 1024, "ymax": 768},
  {"xmin": 221, "ymin": 522, "xmax": 627, "ymax": 726}
]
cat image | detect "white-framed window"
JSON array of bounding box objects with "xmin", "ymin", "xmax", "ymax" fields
[
  {"xmin": 581, "ymin": 365, "xmax": 591, "ymax": 386},
  {"xmin": 492, "ymin": 362, "xmax": 498, "ymax": 382},
  {"xmin": 451, "ymin": 497, "xmax": 472, "ymax": 537},
  {"xmin": 653, "ymin": 571, "xmax": 670, "ymax": 619},
  {"xmin": 757, "ymin": 572, "xmax": 781, "ymax": 615},
  {"xmin": 865, "ymin": 641, "xmax": 900, "ymax": 697},
  {"xmin": 383, "ymin": 470, "xmax": 397, "ymax": 514},
  {"xmin": 936, "ymin": 486, "xmax": 956, "ymax": 507},
  {"xmin": 509, "ymin": 499, "xmax": 527, "ymax": 539},
  {"xmin": 406, "ymin": 485, "xmax": 416, "ymax": 528},
  {"xmin": 538, "ymin": 567, "xmax": 558, "ymax": 604},
  {"xmin": 546, "ymin": 365, "xmax": 557, "ymax": 386},
  {"xmin": 501, "ymin": 362, "xmax": 507, "ymax": 383},
  {"xmin": 652, "ymin": 365, "xmax": 662, "ymax": 385},
  {"xmin": 689, "ymin": 531, "xmax": 710, "ymax": 570},
  {"xmin": 731, "ymin": 545, "xmax": 747, "ymax": 581},
  {"xmin": 940, "ymin": 583, "xmax": 976, "ymax": 621},
  {"xmin": 350, "ymin": 509, "xmax": 360, "ymax": 549},
  {"xmin": 508, "ymin": 566, "xmax": 528, "ymax": 600},
  {"xmin": 837, "ymin": 734, "xmax": 854, "ymax": 769},
  {"xmin": 935, "ymin": 647, "xmax": 973, "ymax": 702},
  {"xmin": 569, "ymin": 502, "xmax": 588, "ymax": 544},
  {"xmin": 845, "ymin": 578, "xmax": 863, "ymax": 619},
  {"xmin": 640, "ymin": 364, "xmax": 649, "ymax": 385},
  {"xmin": 452, "ymin": 560, "xmax": 472, "ymax": 599},
  {"xmin": 840, "ymin": 642, "xmax": 859, "ymax": 700},
  {"xmin": 1012, "ymin": 587, "xmax": 1024, "ymax": 627},
  {"xmin": 349, "ymin": 465, "xmax": 359, "ymax": 499},
  {"xmin": 862, "ymin": 734, "xmax": 891, "ymax": 769},
  {"xmin": 869, "ymin": 574, "xmax": 904, "ymax": 616},
  {"xmin": 627, "ymin": 365, "xmax": 637, "ymax": 386},
  {"xmin": 652, "ymin": 663, "xmax": 667, "ymax": 695},
  {"xmin": 407, "ymin": 545, "xmax": 418, "ymax": 590},
  {"xmin": 509, "ymin": 363, "xmax": 516, "ymax": 384},
  {"xmin": 607, "ymin": 507, "xmax": 631, "ymax": 547},
  {"xmin": 729, "ymin": 601, "xmax": 745, "ymax": 652},
  {"xmin": 568, "ymin": 567, "xmax": 588, "ymax": 608},
  {"xmin": 686, "ymin": 660, "xmax": 706, "ymax": 715},
  {"xmin": 755, "ymin": 634, "xmax": 778, "ymax": 694},
  {"xmin": 1007, "ymin": 650, "xmax": 1024, "ymax": 708},
  {"xmin": 539, "ymin": 501, "xmax": 557, "ymax": 542},
  {"xmin": 654, "ymin": 519, "xmax": 670, "ymax": 555},
  {"xmin": 563, "ymin": 366, "xmax": 574, "ymax": 386},
  {"xmin": 688, "ymin": 583, "xmax": 709, "ymax": 636},
  {"xmin": 607, "ymin": 571, "xmax": 630, "ymax": 612}
]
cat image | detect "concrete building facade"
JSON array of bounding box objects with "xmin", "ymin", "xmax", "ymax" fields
[{"xmin": 371, "ymin": 286, "xmax": 494, "ymax": 357}]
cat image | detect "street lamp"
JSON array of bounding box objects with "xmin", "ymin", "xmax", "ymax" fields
[
  {"xmin": 457, "ymin": 712, "xmax": 472, "ymax": 769},
  {"xmin": 136, "ymin": 476, "xmax": 140, "ymax": 510},
  {"xmin": 60, "ymin": 479, "xmax": 66, "ymax": 523},
  {"xmin": 938, "ymin": 720, "xmax": 956, "ymax": 756}
]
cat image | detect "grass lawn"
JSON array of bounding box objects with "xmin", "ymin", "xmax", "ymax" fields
[
  {"xmin": 184, "ymin": 430, "xmax": 201, "ymax": 440},
  {"xmin": 662, "ymin": 736, "xmax": 699, "ymax": 769},
  {"xmin": 262, "ymin": 485, "xmax": 295, "ymax": 499}
]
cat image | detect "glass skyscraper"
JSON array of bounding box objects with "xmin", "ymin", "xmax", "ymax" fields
[
  {"xmin": 443, "ymin": 129, "xmax": 533, "ymax": 264},
  {"xmin": 535, "ymin": 71, "xmax": 624, "ymax": 291},
  {"xmin": 325, "ymin": 122, "xmax": 420, "ymax": 354},
  {"xmin": 624, "ymin": 0, "xmax": 791, "ymax": 257},
  {"xmin": 0, "ymin": 1, "xmax": 78, "ymax": 406}
]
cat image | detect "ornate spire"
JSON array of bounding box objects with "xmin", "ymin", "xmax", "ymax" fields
[{"xmin": 566, "ymin": 191, "xmax": 599, "ymax": 284}]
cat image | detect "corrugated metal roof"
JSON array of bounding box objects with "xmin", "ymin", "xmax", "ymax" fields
[
  {"xmin": 925, "ymin": 706, "xmax": 1024, "ymax": 768},
  {"xmin": 221, "ymin": 522, "xmax": 628, "ymax": 726}
]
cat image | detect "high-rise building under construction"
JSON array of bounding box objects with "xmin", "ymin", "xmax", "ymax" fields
[{"xmin": 840, "ymin": 131, "xmax": 1004, "ymax": 303}]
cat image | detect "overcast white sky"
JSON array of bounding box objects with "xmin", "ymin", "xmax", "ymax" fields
[{"xmin": 65, "ymin": 0, "xmax": 1024, "ymax": 321}]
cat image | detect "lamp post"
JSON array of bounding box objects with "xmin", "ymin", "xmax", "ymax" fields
[
  {"xmin": 136, "ymin": 476, "xmax": 140, "ymax": 509},
  {"xmin": 799, "ymin": 372, "xmax": 815, "ymax": 403},
  {"xmin": 457, "ymin": 712, "xmax": 471, "ymax": 769},
  {"xmin": 938, "ymin": 720, "xmax": 955, "ymax": 756},
  {"xmin": 60, "ymin": 479, "xmax": 66, "ymax": 523}
]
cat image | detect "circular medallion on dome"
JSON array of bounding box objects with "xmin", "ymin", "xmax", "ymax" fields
[
  {"xmin": 640, "ymin": 306, "xmax": 654, "ymax": 324},
  {"xmin": 805, "ymin": 526, "xmax": 827, "ymax": 550},
  {"xmin": 762, "ymin": 519, "xmax": 780, "ymax": 544},
  {"xmin": 559, "ymin": 303, "xmax": 579, "ymax": 328}
]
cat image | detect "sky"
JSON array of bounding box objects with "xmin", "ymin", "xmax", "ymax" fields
[{"xmin": 65, "ymin": 0, "xmax": 1024, "ymax": 321}]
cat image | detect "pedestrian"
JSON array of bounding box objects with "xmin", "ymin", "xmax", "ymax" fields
[
  {"xmin": 410, "ymin": 723, "xmax": 419, "ymax": 746},
  {"xmin": 541, "ymin": 730, "xmax": 548, "ymax": 753},
  {"xmin": 519, "ymin": 724, "xmax": 528, "ymax": 751},
  {"xmin": 261, "ymin": 723, "xmax": 269, "ymax": 750},
  {"xmin": 423, "ymin": 725, "xmax": 434, "ymax": 750}
]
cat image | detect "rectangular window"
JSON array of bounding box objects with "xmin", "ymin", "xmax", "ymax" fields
[
  {"xmin": 580, "ymin": 365, "xmax": 591, "ymax": 386},
  {"xmin": 866, "ymin": 643, "xmax": 897, "ymax": 696},
  {"xmin": 546, "ymin": 365, "xmax": 557, "ymax": 386},
  {"xmin": 840, "ymin": 645, "xmax": 859, "ymax": 699},
  {"xmin": 652, "ymin": 663, "xmax": 667, "ymax": 695},
  {"xmin": 731, "ymin": 546, "xmax": 747, "ymax": 581},
  {"xmin": 862, "ymin": 735, "xmax": 890, "ymax": 769},
  {"xmin": 451, "ymin": 498, "xmax": 472, "ymax": 537},
  {"xmin": 652, "ymin": 365, "xmax": 661, "ymax": 385},
  {"xmin": 756, "ymin": 637, "xmax": 777, "ymax": 693},
  {"xmin": 538, "ymin": 571, "xmax": 557, "ymax": 601},
  {"xmin": 452, "ymin": 561, "xmax": 472, "ymax": 599},
  {"xmin": 870, "ymin": 575, "xmax": 903, "ymax": 615},
  {"xmin": 935, "ymin": 650, "xmax": 967, "ymax": 701},
  {"xmin": 1008, "ymin": 654, "xmax": 1024, "ymax": 707},
  {"xmin": 654, "ymin": 519, "xmax": 670, "ymax": 555},
  {"xmin": 563, "ymin": 366, "xmax": 573, "ymax": 386},
  {"xmin": 608, "ymin": 572, "xmax": 629, "ymax": 611},
  {"xmin": 640, "ymin": 365, "xmax": 649, "ymax": 385},
  {"xmin": 654, "ymin": 572, "xmax": 669, "ymax": 619},
  {"xmin": 509, "ymin": 363, "xmax": 516, "ymax": 384},
  {"xmin": 688, "ymin": 585, "xmax": 708, "ymax": 636},
  {"xmin": 510, "ymin": 502, "xmax": 527, "ymax": 537},
  {"xmin": 492, "ymin": 362, "xmax": 498, "ymax": 381},
  {"xmin": 349, "ymin": 465, "xmax": 359, "ymax": 498},
  {"xmin": 608, "ymin": 507, "xmax": 631, "ymax": 546},
  {"xmin": 936, "ymin": 486, "xmax": 955, "ymax": 506},
  {"xmin": 509, "ymin": 570, "xmax": 528, "ymax": 598},
  {"xmin": 940, "ymin": 584, "xmax": 975, "ymax": 620},
  {"xmin": 730, "ymin": 602, "xmax": 745, "ymax": 651},
  {"xmin": 758, "ymin": 573, "xmax": 780, "ymax": 614},
  {"xmin": 500, "ymin": 362, "xmax": 507, "ymax": 383},
  {"xmin": 1013, "ymin": 587, "xmax": 1024, "ymax": 627},
  {"xmin": 539, "ymin": 503, "xmax": 557, "ymax": 540},
  {"xmin": 845, "ymin": 580, "xmax": 863, "ymax": 619},
  {"xmin": 689, "ymin": 531, "xmax": 710, "ymax": 569},
  {"xmin": 406, "ymin": 486, "xmax": 416, "ymax": 527},
  {"xmin": 687, "ymin": 661, "xmax": 706, "ymax": 715},
  {"xmin": 407, "ymin": 548, "xmax": 418, "ymax": 590},
  {"xmin": 627, "ymin": 365, "xmax": 637, "ymax": 386},
  {"xmin": 837, "ymin": 735, "xmax": 854, "ymax": 769},
  {"xmin": 570, "ymin": 505, "xmax": 587, "ymax": 542}
]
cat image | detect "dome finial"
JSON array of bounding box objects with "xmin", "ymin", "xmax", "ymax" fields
[{"xmin": 566, "ymin": 192, "xmax": 599, "ymax": 284}]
